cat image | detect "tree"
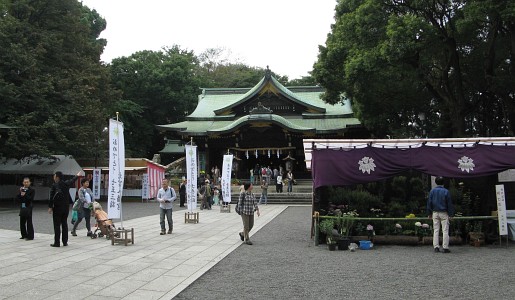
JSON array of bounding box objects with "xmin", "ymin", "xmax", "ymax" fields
[
  {"xmin": 196, "ymin": 47, "xmax": 289, "ymax": 88},
  {"xmin": 0, "ymin": 0, "xmax": 117, "ymax": 159},
  {"xmin": 109, "ymin": 46, "xmax": 200, "ymax": 157},
  {"xmin": 313, "ymin": 0, "xmax": 515, "ymax": 138}
]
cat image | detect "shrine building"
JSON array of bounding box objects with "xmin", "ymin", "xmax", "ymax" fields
[{"xmin": 157, "ymin": 68, "xmax": 368, "ymax": 178}]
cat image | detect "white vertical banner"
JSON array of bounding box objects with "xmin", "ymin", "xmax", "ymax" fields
[
  {"xmin": 108, "ymin": 119, "xmax": 125, "ymax": 219},
  {"xmin": 141, "ymin": 173, "xmax": 149, "ymax": 199},
  {"xmin": 221, "ymin": 155, "xmax": 233, "ymax": 203},
  {"xmin": 92, "ymin": 169, "xmax": 101, "ymax": 200},
  {"xmin": 495, "ymin": 184, "xmax": 508, "ymax": 236},
  {"xmin": 185, "ymin": 145, "xmax": 198, "ymax": 212}
]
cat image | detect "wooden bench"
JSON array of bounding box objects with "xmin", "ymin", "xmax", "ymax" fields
[{"xmin": 185, "ymin": 212, "xmax": 199, "ymax": 223}]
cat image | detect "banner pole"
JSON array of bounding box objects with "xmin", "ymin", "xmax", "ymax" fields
[{"xmin": 117, "ymin": 112, "xmax": 123, "ymax": 229}]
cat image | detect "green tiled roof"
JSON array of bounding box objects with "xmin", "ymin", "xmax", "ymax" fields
[{"xmin": 157, "ymin": 72, "xmax": 362, "ymax": 135}]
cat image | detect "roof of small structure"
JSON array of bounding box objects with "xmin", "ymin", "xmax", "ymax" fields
[
  {"xmin": 0, "ymin": 155, "xmax": 83, "ymax": 175},
  {"xmin": 157, "ymin": 69, "xmax": 361, "ymax": 135}
]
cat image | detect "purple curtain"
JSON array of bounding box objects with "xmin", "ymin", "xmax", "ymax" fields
[{"xmin": 312, "ymin": 145, "xmax": 515, "ymax": 188}]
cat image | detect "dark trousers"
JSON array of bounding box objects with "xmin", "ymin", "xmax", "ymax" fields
[
  {"xmin": 180, "ymin": 194, "xmax": 186, "ymax": 207},
  {"xmin": 53, "ymin": 209, "xmax": 69, "ymax": 245},
  {"xmin": 72, "ymin": 207, "xmax": 91, "ymax": 232},
  {"xmin": 20, "ymin": 209, "xmax": 34, "ymax": 239}
]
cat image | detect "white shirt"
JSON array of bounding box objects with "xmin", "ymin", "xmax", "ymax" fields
[{"xmin": 157, "ymin": 187, "xmax": 176, "ymax": 209}]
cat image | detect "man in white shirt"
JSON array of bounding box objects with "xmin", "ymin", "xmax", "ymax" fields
[{"xmin": 157, "ymin": 178, "xmax": 177, "ymax": 235}]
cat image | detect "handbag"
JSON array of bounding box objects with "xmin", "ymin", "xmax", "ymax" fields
[
  {"xmin": 72, "ymin": 198, "xmax": 83, "ymax": 211},
  {"xmin": 71, "ymin": 210, "xmax": 78, "ymax": 224}
]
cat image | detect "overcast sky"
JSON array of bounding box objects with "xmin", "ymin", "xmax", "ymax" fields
[{"xmin": 80, "ymin": 0, "xmax": 337, "ymax": 79}]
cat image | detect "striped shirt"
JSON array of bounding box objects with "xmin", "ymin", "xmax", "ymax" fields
[{"xmin": 239, "ymin": 192, "xmax": 258, "ymax": 215}]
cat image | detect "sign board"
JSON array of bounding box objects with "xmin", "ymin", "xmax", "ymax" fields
[
  {"xmin": 141, "ymin": 173, "xmax": 149, "ymax": 199},
  {"xmin": 498, "ymin": 169, "xmax": 515, "ymax": 182},
  {"xmin": 92, "ymin": 168, "xmax": 101, "ymax": 200},
  {"xmin": 495, "ymin": 184, "xmax": 508, "ymax": 236}
]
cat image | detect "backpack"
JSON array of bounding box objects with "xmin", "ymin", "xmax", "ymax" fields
[{"xmin": 205, "ymin": 185, "xmax": 212, "ymax": 197}]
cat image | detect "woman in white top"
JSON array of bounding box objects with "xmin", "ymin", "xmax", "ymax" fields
[{"xmin": 71, "ymin": 178, "xmax": 94, "ymax": 237}]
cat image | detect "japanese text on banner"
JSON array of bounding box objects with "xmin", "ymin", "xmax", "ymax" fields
[
  {"xmin": 185, "ymin": 145, "xmax": 198, "ymax": 212},
  {"xmin": 221, "ymin": 155, "xmax": 233, "ymax": 203},
  {"xmin": 108, "ymin": 119, "xmax": 125, "ymax": 219}
]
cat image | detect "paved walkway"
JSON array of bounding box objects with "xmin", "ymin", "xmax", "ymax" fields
[{"xmin": 0, "ymin": 205, "xmax": 288, "ymax": 299}]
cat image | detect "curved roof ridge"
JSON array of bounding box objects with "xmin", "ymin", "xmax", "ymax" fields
[
  {"xmin": 208, "ymin": 114, "xmax": 315, "ymax": 134},
  {"xmin": 213, "ymin": 74, "xmax": 326, "ymax": 115}
]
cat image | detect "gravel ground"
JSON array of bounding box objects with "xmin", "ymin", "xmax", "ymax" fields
[
  {"xmin": 0, "ymin": 200, "xmax": 186, "ymax": 234},
  {"xmin": 176, "ymin": 206, "xmax": 515, "ymax": 300}
]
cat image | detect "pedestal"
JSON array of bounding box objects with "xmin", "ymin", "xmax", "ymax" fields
[
  {"xmin": 220, "ymin": 203, "xmax": 231, "ymax": 213},
  {"xmin": 110, "ymin": 228, "xmax": 134, "ymax": 246},
  {"xmin": 185, "ymin": 212, "xmax": 199, "ymax": 223}
]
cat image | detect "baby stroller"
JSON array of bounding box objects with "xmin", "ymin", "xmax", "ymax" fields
[{"xmin": 91, "ymin": 202, "xmax": 117, "ymax": 239}]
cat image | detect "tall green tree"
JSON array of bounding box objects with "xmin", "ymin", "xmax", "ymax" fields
[
  {"xmin": 109, "ymin": 46, "xmax": 200, "ymax": 157},
  {"xmin": 0, "ymin": 0, "xmax": 117, "ymax": 159},
  {"xmin": 313, "ymin": 0, "xmax": 515, "ymax": 138},
  {"xmin": 196, "ymin": 47, "xmax": 289, "ymax": 88}
]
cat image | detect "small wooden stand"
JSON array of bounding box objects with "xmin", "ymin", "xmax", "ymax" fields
[
  {"xmin": 185, "ymin": 212, "xmax": 199, "ymax": 223},
  {"xmin": 220, "ymin": 203, "xmax": 231, "ymax": 213},
  {"xmin": 110, "ymin": 228, "xmax": 134, "ymax": 246}
]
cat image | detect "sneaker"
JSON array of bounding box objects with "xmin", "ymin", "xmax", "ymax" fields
[
  {"xmin": 239, "ymin": 232, "xmax": 244, "ymax": 241},
  {"xmin": 245, "ymin": 240, "xmax": 253, "ymax": 245},
  {"xmin": 71, "ymin": 231, "xmax": 77, "ymax": 237},
  {"xmin": 167, "ymin": 229, "xmax": 172, "ymax": 234},
  {"xmin": 63, "ymin": 243, "xmax": 68, "ymax": 246},
  {"xmin": 442, "ymin": 248, "xmax": 451, "ymax": 253},
  {"xmin": 434, "ymin": 247, "xmax": 440, "ymax": 253},
  {"xmin": 50, "ymin": 243, "xmax": 60, "ymax": 247},
  {"xmin": 160, "ymin": 230, "xmax": 166, "ymax": 235},
  {"xmin": 86, "ymin": 231, "xmax": 93, "ymax": 237}
]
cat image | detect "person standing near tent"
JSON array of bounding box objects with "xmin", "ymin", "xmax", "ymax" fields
[
  {"xmin": 427, "ymin": 176, "xmax": 454, "ymax": 253},
  {"xmin": 157, "ymin": 178, "xmax": 176, "ymax": 235},
  {"xmin": 17, "ymin": 177, "xmax": 35, "ymax": 240},
  {"xmin": 48, "ymin": 171, "xmax": 80, "ymax": 247},
  {"xmin": 71, "ymin": 178, "xmax": 94, "ymax": 237}
]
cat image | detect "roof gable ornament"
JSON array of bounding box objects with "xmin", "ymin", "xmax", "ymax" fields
[
  {"xmin": 265, "ymin": 65, "xmax": 272, "ymax": 79},
  {"xmin": 249, "ymin": 102, "xmax": 273, "ymax": 115}
]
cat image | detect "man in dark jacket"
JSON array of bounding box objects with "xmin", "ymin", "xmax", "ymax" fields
[
  {"xmin": 17, "ymin": 177, "xmax": 35, "ymax": 240},
  {"xmin": 179, "ymin": 178, "xmax": 186, "ymax": 207},
  {"xmin": 427, "ymin": 176, "xmax": 454, "ymax": 253},
  {"xmin": 48, "ymin": 171, "xmax": 80, "ymax": 247}
]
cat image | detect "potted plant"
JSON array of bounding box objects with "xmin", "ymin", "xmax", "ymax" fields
[
  {"xmin": 319, "ymin": 219, "xmax": 337, "ymax": 251},
  {"xmin": 467, "ymin": 221, "xmax": 484, "ymax": 246}
]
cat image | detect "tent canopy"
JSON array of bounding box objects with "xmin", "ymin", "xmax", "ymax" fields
[
  {"xmin": 0, "ymin": 155, "xmax": 83, "ymax": 176},
  {"xmin": 303, "ymin": 138, "xmax": 515, "ymax": 188}
]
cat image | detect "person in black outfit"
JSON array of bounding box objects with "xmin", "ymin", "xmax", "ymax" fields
[
  {"xmin": 17, "ymin": 177, "xmax": 35, "ymax": 240},
  {"xmin": 179, "ymin": 178, "xmax": 186, "ymax": 207},
  {"xmin": 48, "ymin": 171, "xmax": 80, "ymax": 247}
]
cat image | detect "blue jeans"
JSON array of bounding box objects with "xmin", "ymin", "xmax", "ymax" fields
[
  {"xmin": 160, "ymin": 208, "xmax": 173, "ymax": 231},
  {"xmin": 288, "ymin": 180, "xmax": 293, "ymax": 193},
  {"xmin": 260, "ymin": 191, "xmax": 268, "ymax": 204}
]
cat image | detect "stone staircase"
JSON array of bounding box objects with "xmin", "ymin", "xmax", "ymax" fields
[{"xmin": 229, "ymin": 179, "xmax": 313, "ymax": 205}]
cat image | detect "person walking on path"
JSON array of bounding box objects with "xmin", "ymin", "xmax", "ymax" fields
[
  {"xmin": 17, "ymin": 177, "xmax": 35, "ymax": 240},
  {"xmin": 287, "ymin": 170, "xmax": 294, "ymax": 194},
  {"xmin": 71, "ymin": 178, "xmax": 94, "ymax": 237},
  {"xmin": 157, "ymin": 178, "xmax": 177, "ymax": 235},
  {"xmin": 48, "ymin": 171, "xmax": 80, "ymax": 247},
  {"xmin": 427, "ymin": 176, "xmax": 454, "ymax": 253},
  {"xmin": 179, "ymin": 178, "xmax": 186, "ymax": 207},
  {"xmin": 238, "ymin": 182, "xmax": 260, "ymax": 245},
  {"xmin": 259, "ymin": 179, "xmax": 268, "ymax": 205}
]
